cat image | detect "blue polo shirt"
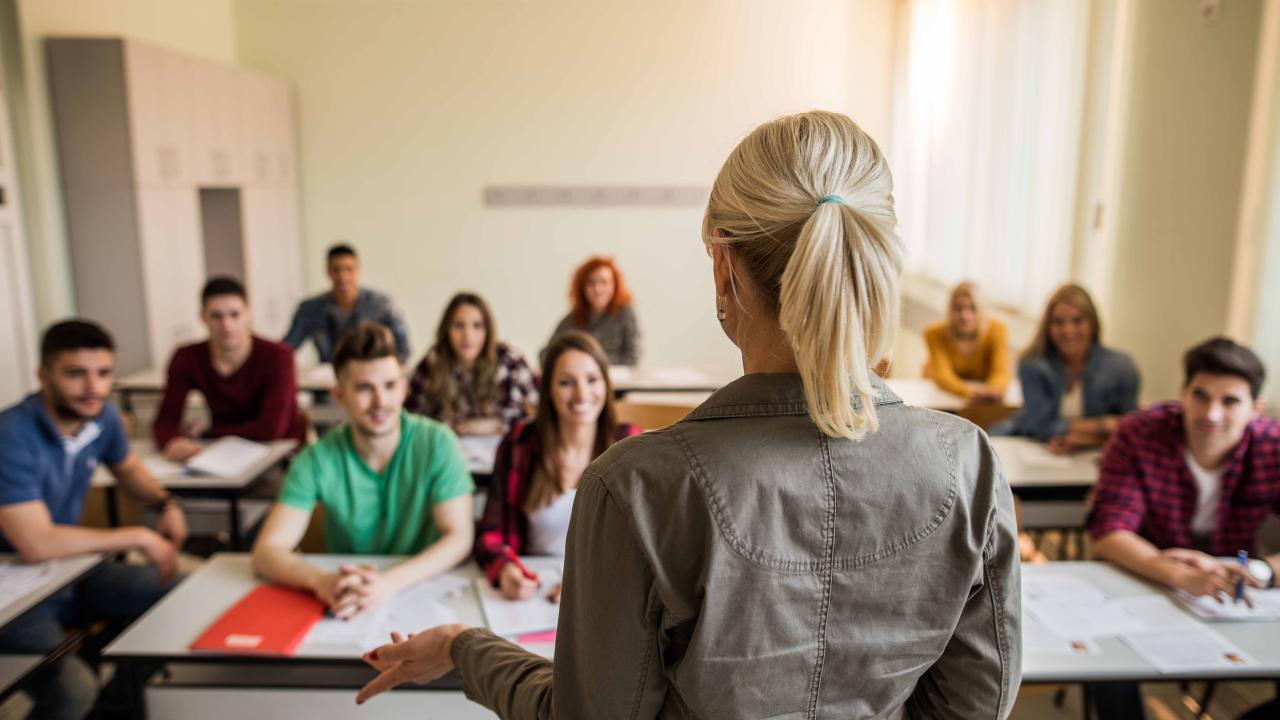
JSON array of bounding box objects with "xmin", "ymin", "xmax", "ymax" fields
[{"xmin": 0, "ymin": 393, "xmax": 129, "ymax": 552}]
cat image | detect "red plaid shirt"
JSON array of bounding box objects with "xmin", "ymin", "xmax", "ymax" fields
[
  {"xmin": 474, "ymin": 419, "xmax": 642, "ymax": 585},
  {"xmin": 1089, "ymin": 402, "xmax": 1280, "ymax": 555}
]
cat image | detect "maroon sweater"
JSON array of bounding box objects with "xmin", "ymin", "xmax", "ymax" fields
[{"xmin": 152, "ymin": 336, "xmax": 304, "ymax": 448}]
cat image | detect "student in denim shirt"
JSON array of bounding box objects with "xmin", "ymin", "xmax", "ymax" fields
[{"xmin": 994, "ymin": 284, "xmax": 1140, "ymax": 452}]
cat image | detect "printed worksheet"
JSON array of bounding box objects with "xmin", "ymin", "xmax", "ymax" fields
[
  {"xmin": 301, "ymin": 574, "xmax": 469, "ymax": 652},
  {"xmin": 0, "ymin": 563, "xmax": 52, "ymax": 607},
  {"xmin": 1021, "ymin": 611, "xmax": 1099, "ymax": 656},
  {"xmin": 1121, "ymin": 625, "xmax": 1257, "ymax": 673},
  {"xmin": 1173, "ymin": 589, "xmax": 1280, "ymax": 622},
  {"xmin": 475, "ymin": 567, "xmax": 562, "ymax": 637}
]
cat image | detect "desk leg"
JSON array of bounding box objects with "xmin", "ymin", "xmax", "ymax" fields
[
  {"xmin": 229, "ymin": 495, "xmax": 243, "ymax": 551},
  {"xmin": 118, "ymin": 660, "xmax": 148, "ymax": 720},
  {"xmin": 105, "ymin": 486, "xmax": 120, "ymax": 528},
  {"xmin": 120, "ymin": 389, "xmax": 134, "ymax": 417}
]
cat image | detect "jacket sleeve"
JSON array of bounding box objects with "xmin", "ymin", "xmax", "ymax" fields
[
  {"xmin": 452, "ymin": 471, "xmax": 669, "ymax": 718},
  {"xmin": 1088, "ymin": 420, "xmax": 1147, "ymax": 540},
  {"xmin": 152, "ymin": 350, "xmax": 193, "ymax": 448},
  {"xmin": 475, "ymin": 432, "xmax": 516, "ymax": 585},
  {"xmin": 924, "ymin": 326, "xmax": 971, "ymax": 398},
  {"xmin": 381, "ymin": 299, "xmax": 412, "ymax": 362},
  {"xmin": 1111, "ymin": 354, "xmax": 1141, "ymax": 415},
  {"xmin": 618, "ymin": 306, "xmax": 641, "ymax": 366},
  {"xmin": 985, "ymin": 322, "xmax": 1012, "ymax": 393},
  {"xmin": 404, "ymin": 353, "xmax": 432, "ymax": 415},
  {"xmin": 906, "ymin": 446, "xmax": 1022, "ymax": 719},
  {"xmin": 281, "ymin": 301, "xmax": 309, "ymax": 350},
  {"xmin": 1013, "ymin": 359, "xmax": 1068, "ymax": 441}
]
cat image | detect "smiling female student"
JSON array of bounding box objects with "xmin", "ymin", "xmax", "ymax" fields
[
  {"xmin": 923, "ymin": 282, "xmax": 1011, "ymax": 402},
  {"xmin": 546, "ymin": 257, "xmax": 641, "ymax": 366},
  {"xmin": 995, "ymin": 284, "xmax": 1140, "ymax": 452},
  {"xmin": 406, "ymin": 293, "xmax": 538, "ymax": 437},
  {"xmin": 473, "ymin": 331, "xmax": 641, "ymax": 603}
]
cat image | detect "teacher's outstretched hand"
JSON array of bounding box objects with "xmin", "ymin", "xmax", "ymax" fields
[{"xmin": 356, "ymin": 625, "xmax": 472, "ymax": 705}]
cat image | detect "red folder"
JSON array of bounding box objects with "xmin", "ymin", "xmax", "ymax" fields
[{"xmin": 190, "ymin": 585, "xmax": 327, "ymax": 655}]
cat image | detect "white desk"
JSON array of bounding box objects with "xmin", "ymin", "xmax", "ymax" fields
[
  {"xmin": 885, "ymin": 377, "xmax": 1024, "ymax": 412},
  {"xmin": 992, "ymin": 436, "xmax": 1099, "ymax": 534},
  {"xmin": 1023, "ymin": 562, "xmax": 1280, "ymax": 682},
  {"xmin": 457, "ymin": 435, "xmax": 502, "ymax": 476},
  {"xmin": 0, "ymin": 655, "xmax": 43, "ymax": 701},
  {"xmin": 0, "ymin": 554, "xmax": 104, "ymax": 631},
  {"xmin": 92, "ymin": 439, "xmax": 298, "ymax": 550},
  {"xmin": 610, "ymin": 366, "xmax": 726, "ymax": 395},
  {"xmin": 106, "ymin": 553, "xmax": 556, "ymax": 719}
]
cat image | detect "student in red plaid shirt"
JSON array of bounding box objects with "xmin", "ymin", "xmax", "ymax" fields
[{"xmin": 1088, "ymin": 337, "xmax": 1280, "ymax": 719}]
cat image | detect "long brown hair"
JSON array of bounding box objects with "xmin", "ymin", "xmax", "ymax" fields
[
  {"xmin": 523, "ymin": 331, "xmax": 620, "ymax": 512},
  {"xmin": 568, "ymin": 256, "xmax": 633, "ymax": 326},
  {"xmin": 1022, "ymin": 283, "xmax": 1101, "ymax": 361},
  {"xmin": 425, "ymin": 293, "xmax": 500, "ymax": 422}
]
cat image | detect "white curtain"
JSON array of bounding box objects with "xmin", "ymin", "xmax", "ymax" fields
[{"xmin": 889, "ymin": 0, "xmax": 1092, "ymax": 310}]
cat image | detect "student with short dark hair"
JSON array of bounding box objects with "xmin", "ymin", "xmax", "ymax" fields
[
  {"xmin": 153, "ymin": 276, "xmax": 303, "ymax": 462},
  {"xmin": 406, "ymin": 292, "xmax": 538, "ymax": 437},
  {"xmin": 252, "ymin": 322, "xmax": 474, "ymax": 619},
  {"xmin": 1089, "ymin": 337, "xmax": 1280, "ymax": 719},
  {"xmin": 995, "ymin": 283, "xmax": 1140, "ymax": 452},
  {"xmin": 282, "ymin": 243, "xmax": 410, "ymax": 362},
  {"xmin": 0, "ymin": 320, "xmax": 187, "ymax": 719}
]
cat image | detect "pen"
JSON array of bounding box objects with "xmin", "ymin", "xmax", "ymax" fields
[
  {"xmin": 1235, "ymin": 550, "xmax": 1248, "ymax": 605},
  {"xmin": 501, "ymin": 545, "xmax": 539, "ymax": 582}
]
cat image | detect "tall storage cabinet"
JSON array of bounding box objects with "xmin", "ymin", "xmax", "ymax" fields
[{"xmin": 47, "ymin": 38, "xmax": 303, "ymax": 374}]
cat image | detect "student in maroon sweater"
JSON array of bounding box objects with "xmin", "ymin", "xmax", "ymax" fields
[{"xmin": 154, "ymin": 276, "xmax": 304, "ymax": 461}]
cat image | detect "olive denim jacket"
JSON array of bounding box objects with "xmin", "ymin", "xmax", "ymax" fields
[{"xmin": 451, "ymin": 373, "xmax": 1022, "ymax": 719}]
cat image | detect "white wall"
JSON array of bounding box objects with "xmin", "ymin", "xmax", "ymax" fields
[
  {"xmin": 233, "ymin": 0, "xmax": 895, "ymax": 377},
  {"xmin": 1104, "ymin": 0, "xmax": 1262, "ymax": 402},
  {"xmin": 8, "ymin": 0, "xmax": 238, "ymax": 326}
]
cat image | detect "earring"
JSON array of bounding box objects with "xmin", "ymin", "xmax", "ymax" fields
[{"xmin": 716, "ymin": 296, "xmax": 727, "ymax": 322}]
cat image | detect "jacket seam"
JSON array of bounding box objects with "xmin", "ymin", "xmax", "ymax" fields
[
  {"xmin": 627, "ymin": 588, "xmax": 664, "ymax": 719},
  {"xmin": 670, "ymin": 413, "xmax": 959, "ymax": 573},
  {"xmin": 806, "ymin": 432, "xmax": 837, "ymax": 719},
  {"xmin": 983, "ymin": 534, "xmax": 1011, "ymax": 719}
]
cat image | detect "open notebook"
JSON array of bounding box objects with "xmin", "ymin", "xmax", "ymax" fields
[{"xmin": 184, "ymin": 437, "xmax": 272, "ymax": 479}]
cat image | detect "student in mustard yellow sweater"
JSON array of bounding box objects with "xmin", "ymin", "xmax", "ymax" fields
[{"xmin": 923, "ymin": 282, "xmax": 1011, "ymax": 402}]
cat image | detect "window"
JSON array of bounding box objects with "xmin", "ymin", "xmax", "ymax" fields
[{"xmin": 888, "ymin": 0, "xmax": 1092, "ymax": 310}]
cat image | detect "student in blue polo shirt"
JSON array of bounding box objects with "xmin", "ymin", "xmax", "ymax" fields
[{"xmin": 0, "ymin": 320, "xmax": 188, "ymax": 720}]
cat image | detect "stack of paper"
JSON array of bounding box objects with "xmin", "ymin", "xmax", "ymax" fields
[
  {"xmin": 1173, "ymin": 588, "xmax": 1280, "ymax": 621},
  {"xmin": 300, "ymin": 574, "xmax": 469, "ymax": 652},
  {"xmin": 0, "ymin": 563, "xmax": 52, "ymax": 606},
  {"xmin": 186, "ymin": 437, "xmax": 272, "ymax": 479},
  {"xmin": 475, "ymin": 567, "xmax": 562, "ymax": 637}
]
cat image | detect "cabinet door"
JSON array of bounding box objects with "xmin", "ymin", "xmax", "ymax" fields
[
  {"xmin": 125, "ymin": 41, "xmax": 180, "ymax": 187},
  {"xmin": 137, "ymin": 188, "xmax": 205, "ymax": 366}
]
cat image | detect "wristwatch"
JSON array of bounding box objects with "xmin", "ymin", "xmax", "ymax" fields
[
  {"xmin": 1247, "ymin": 557, "xmax": 1276, "ymax": 589},
  {"xmin": 149, "ymin": 493, "xmax": 182, "ymax": 513}
]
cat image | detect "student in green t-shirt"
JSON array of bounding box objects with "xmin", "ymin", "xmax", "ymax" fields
[{"xmin": 252, "ymin": 321, "xmax": 474, "ymax": 619}]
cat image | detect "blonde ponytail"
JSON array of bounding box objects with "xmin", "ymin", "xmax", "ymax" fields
[{"xmin": 703, "ymin": 111, "xmax": 903, "ymax": 440}]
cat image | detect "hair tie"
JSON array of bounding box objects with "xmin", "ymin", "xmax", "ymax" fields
[{"xmin": 816, "ymin": 194, "xmax": 847, "ymax": 207}]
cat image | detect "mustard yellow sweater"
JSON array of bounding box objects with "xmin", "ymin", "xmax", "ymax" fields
[{"xmin": 923, "ymin": 319, "xmax": 1012, "ymax": 398}]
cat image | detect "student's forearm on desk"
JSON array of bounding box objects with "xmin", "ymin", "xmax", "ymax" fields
[
  {"xmin": 1093, "ymin": 531, "xmax": 1181, "ymax": 587},
  {"xmin": 14, "ymin": 524, "xmax": 156, "ymax": 563},
  {"xmin": 382, "ymin": 528, "xmax": 474, "ymax": 592},
  {"xmin": 251, "ymin": 544, "xmax": 329, "ymax": 593}
]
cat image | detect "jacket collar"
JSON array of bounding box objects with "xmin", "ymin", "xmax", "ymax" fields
[{"xmin": 686, "ymin": 372, "xmax": 902, "ymax": 421}]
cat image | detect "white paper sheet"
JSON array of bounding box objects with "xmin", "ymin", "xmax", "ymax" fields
[
  {"xmin": 301, "ymin": 574, "xmax": 469, "ymax": 652},
  {"xmin": 1021, "ymin": 612, "xmax": 1100, "ymax": 656},
  {"xmin": 0, "ymin": 563, "xmax": 53, "ymax": 606},
  {"xmin": 186, "ymin": 437, "xmax": 272, "ymax": 479},
  {"xmin": 1173, "ymin": 588, "xmax": 1280, "ymax": 621},
  {"xmin": 1121, "ymin": 625, "xmax": 1257, "ymax": 673},
  {"xmin": 475, "ymin": 568, "xmax": 562, "ymax": 637},
  {"xmin": 457, "ymin": 435, "xmax": 502, "ymax": 475},
  {"xmin": 1022, "ymin": 573, "xmax": 1108, "ymax": 604},
  {"xmin": 142, "ymin": 456, "xmax": 186, "ymax": 478}
]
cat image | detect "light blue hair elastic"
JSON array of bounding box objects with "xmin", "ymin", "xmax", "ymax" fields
[{"xmin": 816, "ymin": 194, "xmax": 847, "ymax": 207}]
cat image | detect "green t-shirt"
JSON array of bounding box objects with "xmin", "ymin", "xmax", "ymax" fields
[{"xmin": 278, "ymin": 411, "xmax": 474, "ymax": 554}]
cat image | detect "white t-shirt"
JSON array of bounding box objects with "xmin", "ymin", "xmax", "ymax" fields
[
  {"xmin": 1060, "ymin": 384, "xmax": 1084, "ymax": 421},
  {"xmin": 1184, "ymin": 450, "xmax": 1225, "ymax": 538},
  {"xmin": 526, "ymin": 488, "xmax": 578, "ymax": 557}
]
